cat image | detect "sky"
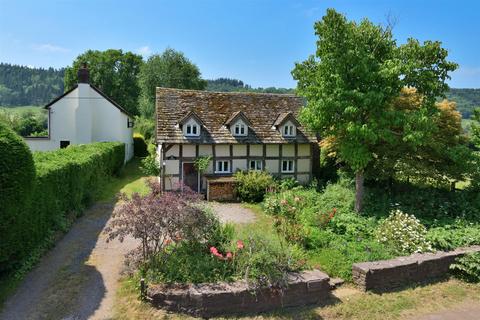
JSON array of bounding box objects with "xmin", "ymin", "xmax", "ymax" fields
[{"xmin": 0, "ymin": 0, "xmax": 479, "ymax": 88}]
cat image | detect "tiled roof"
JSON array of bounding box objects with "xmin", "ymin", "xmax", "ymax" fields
[
  {"xmin": 273, "ymin": 112, "xmax": 301, "ymax": 127},
  {"xmin": 155, "ymin": 87, "xmax": 317, "ymax": 144}
]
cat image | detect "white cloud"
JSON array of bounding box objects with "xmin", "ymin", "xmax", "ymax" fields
[
  {"xmin": 33, "ymin": 43, "xmax": 70, "ymax": 53},
  {"xmin": 136, "ymin": 45, "xmax": 152, "ymax": 57}
]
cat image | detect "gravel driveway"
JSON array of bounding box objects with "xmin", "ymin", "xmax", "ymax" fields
[
  {"xmin": 0, "ymin": 202, "xmax": 138, "ymax": 320},
  {"xmin": 209, "ymin": 202, "xmax": 257, "ymax": 224}
]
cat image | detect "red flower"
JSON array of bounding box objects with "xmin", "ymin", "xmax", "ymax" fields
[
  {"xmin": 236, "ymin": 240, "xmax": 244, "ymax": 250},
  {"xmin": 226, "ymin": 252, "xmax": 233, "ymax": 260}
]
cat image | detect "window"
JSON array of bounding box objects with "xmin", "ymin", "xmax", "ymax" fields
[
  {"xmin": 60, "ymin": 140, "xmax": 70, "ymax": 149},
  {"xmin": 216, "ymin": 160, "xmax": 230, "ymax": 173},
  {"xmin": 283, "ymin": 124, "xmax": 295, "ymax": 137},
  {"xmin": 185, "ymin": 123, "xmax": 200, "ymax": 137},
  {"xmin": 281, "ymin": 160, "xmax": 294, "ymax": 173},
  {"xmin": 233, "ymin": 122, "xmax": 247, "ymax": 136},
  {"xmin": 249, "ymin": 160, "xmax": 262, "ymax": 171}
]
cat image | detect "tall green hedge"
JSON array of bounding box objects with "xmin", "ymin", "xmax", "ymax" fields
[
  {"xmin": 0, "ymin": 141, "xmax": 125, "ymax": 274},
  {"xmin": 0, "ymin": 123, "xmax": 36, "ymax": 271}
]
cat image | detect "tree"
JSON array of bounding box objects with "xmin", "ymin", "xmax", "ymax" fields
[
  {"xmin": 367, "ymin": 88, "xmax": 472, "ymax": 187},
  {"xmin": 64, "ymin": 49, "xmax": 143, "ymax": 115},
  {"xmin": 138, "ymin": 48, "xmax": 207, "ymax": 118},
  {"xmin": 292, "ymin": 9, "xmax": 457, "ymax": 212}
]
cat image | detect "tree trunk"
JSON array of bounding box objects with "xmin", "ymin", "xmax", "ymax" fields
[{"xmin": 354, "ymin": 171, "xmax": 364, "ymax": 213}]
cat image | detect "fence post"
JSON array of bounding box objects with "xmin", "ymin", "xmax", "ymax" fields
[{"xmin": 140, "ymin": 278, "xmax": 146, "ymax": 301}]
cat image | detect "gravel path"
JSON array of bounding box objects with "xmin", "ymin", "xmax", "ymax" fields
[
  {"xmin": 0, "ymin": 202, "xmax": 138, "ymax": 320},
  {"xmin": 209, "ymin": 202, "xmax": 257, "ymax": 224}
]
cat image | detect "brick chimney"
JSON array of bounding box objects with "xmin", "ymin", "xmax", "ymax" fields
[{"xmin": 78, "ymin": 63, "xmax": 89, "ymax": 84}]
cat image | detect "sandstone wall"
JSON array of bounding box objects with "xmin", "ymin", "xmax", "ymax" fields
[{"xmin": 352, "ymin": 246, "xmax": 480, "ymax": 293}]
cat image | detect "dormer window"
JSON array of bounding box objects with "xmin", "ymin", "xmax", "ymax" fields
[
  {"xmin": 274, "ymin": 112, "xmax": 300, "ymax": 138},
  {"xmin": 232, "ymin": 120, "xmax": 248, "ymax": 136},
  {"xmin": 225, "ymin": 111, "xmax": 251, "ymax": 137},
  {"xmin": 179, "ymin": 111, "xmax": 203, "ymax": 138},
  {"xmin": 186, "ymin": 123, "xmax": 199, "ymax": 136}
]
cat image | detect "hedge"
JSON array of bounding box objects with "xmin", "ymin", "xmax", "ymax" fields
[
  {"xmin": 0, "ymin": 123, "xmax": 36, "ymax": 272},
  {"xmin": 0, "ymin": 141, "xmax": 125, "ymax": 274},
  {"xmin": 133, "ymin": 133, "xmax": 148, "ymax": 157}
]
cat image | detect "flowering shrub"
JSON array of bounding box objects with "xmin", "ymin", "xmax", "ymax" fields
[{"xmin": 376, "ymin": 210, "xmax": 432, "ymax": 255}]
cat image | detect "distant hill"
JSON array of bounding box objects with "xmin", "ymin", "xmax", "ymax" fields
[
  {"xmin": 444, "ymin": 88, "xmax": 480, "ymax": 119},
  {"xmin": 206, "ymin": 78, "xmax": 295, "ymax": 94},
  {"xmin": 0, "ymin": 63, "xmax": 64, "ymax": 106}
]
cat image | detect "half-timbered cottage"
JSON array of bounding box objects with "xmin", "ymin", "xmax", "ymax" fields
[{"xmin": 155, "ymin": 87, "xmax": 318, "ymax": 200}]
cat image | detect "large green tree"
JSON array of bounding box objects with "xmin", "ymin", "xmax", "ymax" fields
[
  {"xmin": 138, "ymin": 48, "xmax": 207, "ymax": 118},
  {"xmin": 292, "ymin": 9, "xmax": 457, "ymax": 212},
  {"xmin": 64, "ymin": 49, "xmax": 143, "ymax": 115}
]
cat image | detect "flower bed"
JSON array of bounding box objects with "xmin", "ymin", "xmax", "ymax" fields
[{"xmin": 147, "ymin": 269, "xmax": 331, "ymax": 318}]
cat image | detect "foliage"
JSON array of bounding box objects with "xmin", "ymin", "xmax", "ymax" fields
[
  {"xmin": 445, "ymin": 88, "xmax": 480, "ymax": 119},
  {"xmin": 376, "ymin": 210, "xmax": 432, "ymax": 255},
  {"xmin": 292, "ymin": 8, "xmax": 457, "ymax": 211},
  {"xmin": 1, "ymin": 142, "xmax": 125, "ymax": 275},
  {"xmin": 106, "ymin": 180, "xmax": 210, "ymax": 264},
  {"xmin": 0, "ymin": 107, "xmax": 47, "ymax": 136},
  {"xmin": 133, "ymin": 116, "xmax": 155, "ymax": 143},
  {"xmin": 133, "ymin": 133, "xmax": 148, "ymax": 157},
  {"xmin": 0, "ymin": 63, "xmax": 64, "ymax": 106},
  {"xmin": 233, "ymin": 170, "xmax": 275, "ymax": 203},
  {"xmin": 367, "ymin": 88, "xmax": 473, "ymax": 185},
  {"xmin": 206, "ymin": 78, "xmax": 295, "ymax": 94},
  {"xmin": 140, "ymin": 154, "xmax": 160, "ymax": 177},
  {"xmin": 0, "ymin": 123, "xmax": 36, "ymax": 271},
  {"xmin": 64, "ymin": 49, "xmax": 143, "ymax": 115},
  {"xmin": 427, "ymin": 222, "xmax": 480, "ymax": 251},
  {"xmin": 194, "ymin": 155, "xmax": 212, "ymax": 174},
  {"xmin": 450, "ymin": 252, "xmax": 480, "ymax": 283},
  {"xmin": 138, "ymin": 48, "xmax": 207, "ymax": 118}
]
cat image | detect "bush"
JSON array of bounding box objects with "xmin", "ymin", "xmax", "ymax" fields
[
  {"xmin": 427, "ymin": 222, "xmax": 480, "ymax": 251},
  {"xmin": 234, "ymin": 170, "xmax": 275, "ymax": 202},
  {"xmin": 0, "ymin": 123, "xmax": 35, "ymax": 271},
  {"xmin": 133, "ymin": 133, "xmax": 148, "ymax": 157},
  {"xmin": 376, "ymin": 210, "xmax": 432, "ymax": 255},
  {"xmin": 450, "ymin": 252, "xmax": 480, "ymax": 283},
  {"xmin": 1, "ymin": 142, "xmax": 125, "ymax": 275}
]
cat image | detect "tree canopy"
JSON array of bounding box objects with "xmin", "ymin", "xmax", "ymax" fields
[
  {"xmin": 64, "ymin": 49, "xmax": 143, "ymax": 115},
  {"xmin": 138, "ymin": 48, "xmax": 207, "ymax": 118},
  {"xmin": 292, "ymin": 9, "xmax": 458, "ymax": 211}
]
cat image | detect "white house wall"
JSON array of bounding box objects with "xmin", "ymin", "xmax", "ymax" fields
[{"xmin": 24, "ymin": 84, "xmax": 134, "ymax": 161}]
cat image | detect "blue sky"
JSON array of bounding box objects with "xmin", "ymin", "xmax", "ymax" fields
[{"xmin": 1, "ymin": 0, "xmax": 479, "ymax": 88}]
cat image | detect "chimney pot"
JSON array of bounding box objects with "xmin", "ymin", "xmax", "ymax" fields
[{"xmin": 78, "ymin": 63, "xmax": 89, "ymax": 84}]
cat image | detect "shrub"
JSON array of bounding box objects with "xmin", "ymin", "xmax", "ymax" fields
[
  {"xmin": 1, "ymin": 141, "xmax": 125, "ymax": 275},
  {"xmin": 234, "ymin": 170, "xmax": 275, "ymax": 202},
  {"xmin": 376, "ymin": 210, "xmax": 432, "ymax": 255},
  {"xmin": 450, "ymin": 252, "xmax": 480, "ymax": 283},
  {"xmin": 133, "ymin": 133, "xmax": 148, "ymax": 157},
  {"xmin": 427, "ymin": 222, "xmax": 480, "ymax": 251},
  {"xmin": 0, "ymin": 123, "xmax": 35, "ymax": 272}
]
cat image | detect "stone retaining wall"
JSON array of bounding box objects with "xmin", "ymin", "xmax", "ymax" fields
[
  {"xmin": 147, "ymin": 269, "xmax": 330, "ymax": 318},
  {"xmin": 352, "ymin": 245, "xmax": 480, "ymax": 293}
]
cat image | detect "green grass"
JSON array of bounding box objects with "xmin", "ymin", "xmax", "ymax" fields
[{"xmin": 98, "ymin": 158, "xmax": 152, "ymax": 201}]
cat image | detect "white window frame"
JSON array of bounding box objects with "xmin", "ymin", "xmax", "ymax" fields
[
  {"xmin": 281, "ymin": 159, "xmax": 294, "ymax": 173},
  {"xmin": 282, "ymin": 124, "xmax": 296, "ymax": 137},
  {"xmin": 215, "ymin": 160, "xmax": 230, "ymax": 173},
  {"xmin": 249, "ymin": 159, "xmax": 263, "ymax": 171},
  {"xmin": 232, "ymin": 119, "xmax": 248, "ymax": 137},
  {"xmin": 184, "ymin": 118, "xmax": 200, "ymax": 137}
]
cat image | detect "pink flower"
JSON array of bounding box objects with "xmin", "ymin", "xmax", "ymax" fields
[
  {"xmin": 237, "ymin": 240, "xmax": 244, "ymax": 250},
  {"xmin": 226, "ymin": 252, "xmax": 233, "ymax": 260},
  {"xmin": 210, "ymin": 246, "xmax": 224, "ymax": 259}
]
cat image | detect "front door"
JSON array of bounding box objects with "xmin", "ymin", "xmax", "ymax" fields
[{"xmin": 182, "ymin": 162, "xmax": 199, "ymax": 192}]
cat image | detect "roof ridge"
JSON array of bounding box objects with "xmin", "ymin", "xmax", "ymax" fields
[{"xmin": 155, "ymin": 87, "xmax": 298, "ymax": 97}]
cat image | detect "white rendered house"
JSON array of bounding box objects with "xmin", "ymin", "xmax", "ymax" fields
[{"xmin": 24, "ymin": 64, "xmax": 134, "ymax": 161}]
